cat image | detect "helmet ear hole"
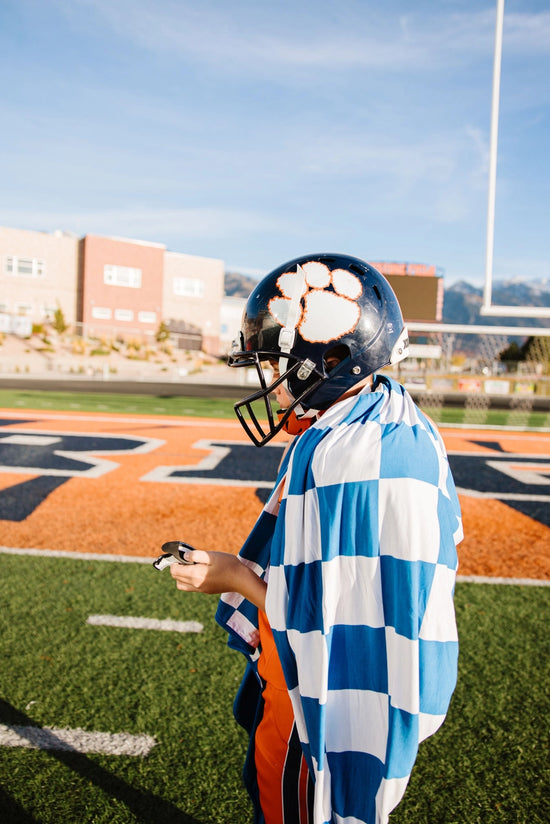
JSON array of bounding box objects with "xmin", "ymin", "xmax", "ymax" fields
[{"xmin": 324, "ymin": 344, "xmax": 350, "ymax": 373}]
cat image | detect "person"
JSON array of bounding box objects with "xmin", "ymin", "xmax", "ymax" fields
[{"xmin": 169, "ymin": 253, "xmax": 463, "ymax": 824}]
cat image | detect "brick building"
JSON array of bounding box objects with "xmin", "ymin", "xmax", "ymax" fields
[
  {"xmin": 0, "ymin": 226, "xmax": 224, "ymax": 355},
  {"xmin": 80, "ymin": 234, "xmax": 165, "ymax": 337},
  {"xmin": 0, "ymin": 226, "xmax": 80, "ymax": 325},
  {"xmin": 163, "ymin": 250, "xmax": 224, "ymax": 355},
  {"xmin": 1, "ymin": 225, "xmax": 443, "ymax": 354}
]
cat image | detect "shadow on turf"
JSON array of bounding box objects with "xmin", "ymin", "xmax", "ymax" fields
[
  {"xmin": 0, "ymin": 700, "xmax": 205, "ymax": 823},
  {"xmin": 0, "ymin": 787, "xmax": 38, "ymax": 824}
]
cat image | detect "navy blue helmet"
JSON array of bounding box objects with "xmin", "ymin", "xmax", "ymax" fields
[{"xmin": 228, "ymin": 253, "xmax": 409, "ymax": 445}]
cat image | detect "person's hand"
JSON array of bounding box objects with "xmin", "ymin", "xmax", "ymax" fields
[
  {"xmin": 169, "ymin": 549, "xmax": 238, "ymax": 594},
  {"xmin": 169, "ymin": 549, "xmax": 266, "ymax": 610}
]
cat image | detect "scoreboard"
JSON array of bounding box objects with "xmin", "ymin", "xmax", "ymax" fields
[{"xmin": 385, "ymin": 274, "xmax": 443, "ymax": 323}]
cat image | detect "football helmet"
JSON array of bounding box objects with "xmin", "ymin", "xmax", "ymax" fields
[{"xmin": 228, "ymin": 253, "xmax": 409, "ymax": 446}]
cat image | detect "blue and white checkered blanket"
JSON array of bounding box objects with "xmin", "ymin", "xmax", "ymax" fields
[{"xmin": 216, "ymin": 375, "xmax": 462, "ymax": 824}]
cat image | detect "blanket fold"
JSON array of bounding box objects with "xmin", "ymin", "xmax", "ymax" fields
[{"xmin": 216, "ymin": 375, "xmax": 462, "ymax": 824}]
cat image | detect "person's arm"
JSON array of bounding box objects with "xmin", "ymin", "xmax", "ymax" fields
[{"xmin": 169, "ymin": 549, "xmax": 266, "ymax": 611}]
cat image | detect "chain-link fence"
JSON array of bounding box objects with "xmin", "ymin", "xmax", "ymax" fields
[
  {"xmin": 400, "ymin": 325, "xmax": 549, "ymax": 391},
  {"xmin": 390, "ymin": 324, "xmax": 550, "ymax": 423}
]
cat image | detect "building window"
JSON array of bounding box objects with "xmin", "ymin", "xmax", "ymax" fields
[
  {"xmin": 5, "ymin": 256, "xmax": 46, "ymax": 278},
  {"xmin": 42, "ymin": 304, "xmax": 58, "ymax": 321},
  {"xmin": 104, "ymin": 264, "xmax": 142, "ymax": 288},
  {"xmin": 138, "ymin": 311, "xmax": 156, "ymax": 324},
  {"xmin": 14, "ymin": 302, "xmax": 34, "ymax": 316},
  {"xmin": 92, "ymin": 307, "xmax": 112, "ymax": 320},
  {"xmin": 114, "ymin": 308, "xmax": 134, "ymax": 322},
  {"xmin": 173, "ymin": 277, "xmax": 204, "ymax": 298}
]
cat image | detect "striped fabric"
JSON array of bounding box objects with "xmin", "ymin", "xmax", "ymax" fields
[{"xmin": 216, "ymin": 374, "xmax": 462, "ymax": 824}]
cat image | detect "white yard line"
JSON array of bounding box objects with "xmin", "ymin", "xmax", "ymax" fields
[
  {"xmin": 456, "ymin": 489, "xmax": 550, "ymax": 501},
  {"xmin": 0, "ymin": 546, "xmax": 153, "ymax": 563},
  {"xmin": 2, "ymin": 409, "xmax": 546, "ymax": 433},
  {"xmin": 1, "ymin": 545, "xmax": 549, "ymax": 587},
  {"xmin": 0, "ymin": 724, "xmax": 156, "ymax": 755},
  {"xmin": 87, "ymin": 614, "xmax": 203, "ymax": 633},
  {"xmin": 457, "ymin": 574, "xmax": 550, "ymax": 587}
]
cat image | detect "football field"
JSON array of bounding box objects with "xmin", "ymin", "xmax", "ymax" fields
[{"xmin": 0, "ymin": 402, "xmax": 549, "ymax": 823}]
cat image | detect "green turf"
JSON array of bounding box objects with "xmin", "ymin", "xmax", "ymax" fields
[
  {"xmin": 0, "ymin": 388, "xmax": 238, "ymax": 419},
  {"xmin": 392, "ymin": 583, "xmax": 550, "ymax": 824},
  {"xmin": 1, "ymin": 387, "xmax": 549, "ymax": 428},
  {"xmin": 0, "ymin": 553, "xmax": 549, "ymax": 823},
  {"xmin": 0, "ymin": 554, "xmax": 250, "ymax": 823}
]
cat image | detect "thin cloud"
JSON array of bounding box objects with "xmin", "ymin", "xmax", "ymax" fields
[
  {"xmin": 495, "ymin": 255, "xmax": 550, "ymax": 281},
  {"xmin": 55, "ymin": 0, "xmax": 550, "ymax": 77},
  {"xmin": 300, "ymin": 124, "xmax": 488, "ymax": 194},
  {"xmin": 5, "ymin": 1, "xmax": 548, "ymax": 283},
  {"xmin": 0, "ymin": 207, "xmax": 290, "ymax": 244}
]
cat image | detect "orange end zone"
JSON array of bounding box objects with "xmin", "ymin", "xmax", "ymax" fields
[{"xmin": 0, "ymin": 411, "xmax": 549, "ymax": 581}]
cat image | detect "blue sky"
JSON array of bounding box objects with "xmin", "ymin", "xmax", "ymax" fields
[{"xmin": 1, "ymin": 0, "xmax": 549, "ymax": 285}]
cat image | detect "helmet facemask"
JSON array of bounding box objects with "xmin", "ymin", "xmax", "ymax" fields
[{"xmin": 228, "ymin": 340, "xmax": 325, "ymax": 446}]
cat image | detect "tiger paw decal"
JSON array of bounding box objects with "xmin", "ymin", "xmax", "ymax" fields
[{"xmin": 268, "ymin": 260, "xmax": 363, "ymax": 343}]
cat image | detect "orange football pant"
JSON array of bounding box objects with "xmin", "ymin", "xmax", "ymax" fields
[{"xmin": 255, "ymin": 610, "xmax": 314, "ymax": 824}]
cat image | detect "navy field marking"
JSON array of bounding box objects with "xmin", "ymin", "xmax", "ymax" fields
[
  {"xmin": 140, "ymin": 438, "xmax": 285, "ymax": 504},
  {"xmin": 448, "ymin": 439, "xmax": 550, "ymax": 528},
  {"xmin": 0, "ymin": 421, "xmax": 163, "ymax": 521},
  {"xmin": 1, "ymin": 417, "xmax": 549, "ymax": 530}
]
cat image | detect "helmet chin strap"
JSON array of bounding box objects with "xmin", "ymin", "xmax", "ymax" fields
[
  {"xmin": 278, "ymin": 264, "xmax": 307, "ymax": 385},
  {"xmin": 294, "ymin": 403, "xmax": 318, "ymax": 419}
]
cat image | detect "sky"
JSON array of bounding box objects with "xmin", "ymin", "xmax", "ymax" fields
[{"xmin": 1, "ymin": 0, "xmax": 549, "ymax": 286}]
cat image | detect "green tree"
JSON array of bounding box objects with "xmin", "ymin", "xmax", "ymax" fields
[
  {"xmin": 155, "ymin": 321, "xmax": 170, "ymax": 343},
  {"xmin": 53, "ymin": 304, "xmax": 68, "ymax": 335},
  {"xmin": 498, "ymin": 340, "xmax": 523, "ymax": 362},
  {"xmin": 499, "ymin": 336, "xmax": 550, "ymax": 373}
]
